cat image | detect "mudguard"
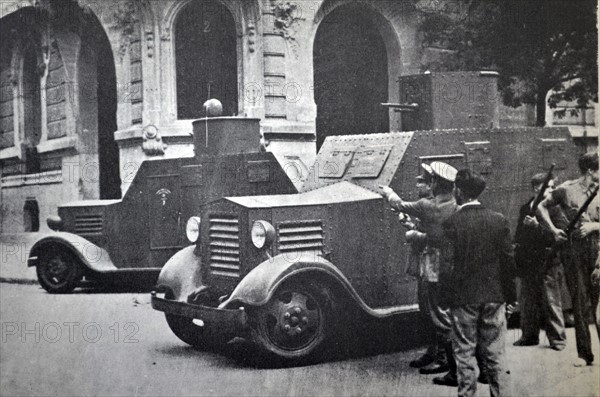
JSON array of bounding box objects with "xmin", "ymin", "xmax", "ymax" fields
[
  {"xmin": 154, "ymin": 246, "xmax": 203, "ymax": 301},
  {"xmin": 220, "ymin": 255, "xmax": 416, "ymax": 318},
  {"xmin": 28, "ymin": 232, "xmax": 118, "ymax": 273}
]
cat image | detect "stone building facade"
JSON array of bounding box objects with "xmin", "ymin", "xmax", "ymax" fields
[
  {"xmin": 0, "ymin": 0, "xmax": 429, "ymax": 233},
  {"xmin": 1, "ymin": 0, "xmax": 593, "ymax": 234}
]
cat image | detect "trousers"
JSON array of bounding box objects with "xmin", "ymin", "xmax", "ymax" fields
[
  {"xmin": 560, "ymin": 236, "xmax": 600, "ymax": 363},
  {"xmin": 451, "ymin": 303, "xmax": 511, "ymax": 397},
  {"xmin": 417, "ymin": 279, "xmax": 438, "ymax": 358},
  {"xmin": 519, "ymin": 261, "xmax": 566, "ymax": 346},
  {"xmin": 418, "ymin": 280, "xmax": 453, "ymax": 360}
]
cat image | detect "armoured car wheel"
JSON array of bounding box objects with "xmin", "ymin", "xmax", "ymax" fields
[
  {"xmin": 165, "ymin": 314, "xmax": 231, "ymax": 349},
  {"xmin": 250, "ymin": 281, "xmax": 331, "ymax": 363},
  {"xmin": 36, "ymin": 249, "xmax": 83, "ymax": 294}
]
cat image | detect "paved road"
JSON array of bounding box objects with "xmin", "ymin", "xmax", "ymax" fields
[
  {"xmin": 0, "ymin": 234, "xmax": 40, "ymax": 282},
  {"xmin": 1, "ymin": 283, "xmax": 598, "ymax": 396}
]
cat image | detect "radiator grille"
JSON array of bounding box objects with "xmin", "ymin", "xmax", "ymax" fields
[
  {"xmin": 74, "ymin": 214, "xmax": 103, "ymax": 234},
  {"xmin": 278, "ymin": 221, "xmax": 324, "ymax": 254},
  {"xmin": 208, "ymin": 215, "xmax": 240, "ymax": 278}
]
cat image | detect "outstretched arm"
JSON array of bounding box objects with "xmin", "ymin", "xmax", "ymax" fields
[{"xmin": 379, "ymin": 185, "xmax": 426, "ymax": 218}]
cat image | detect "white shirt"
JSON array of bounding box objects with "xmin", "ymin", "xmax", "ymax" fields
[{"xmin": 459, "ymin": 200, "xmax": 481, "ymax": 210}]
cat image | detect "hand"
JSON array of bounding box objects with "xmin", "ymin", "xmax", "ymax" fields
[
  {"xmin": 552, "ymin": 228, "xmax": 568, "ymax": 244},
  {"xmin": 591, "ymin": 268, "xmax": 600, "ymax": 287},
  {"xmin": 574, "ymin": 222, "xmax": 599, "ymax": 239},
  {"xmin": 523, "ymin": 215, "xmax": 539, "ymax": 228},
  {"xmin": 506, "ymin": 302, "xmax": 517, "ymax": 318},
  {"xmin": 379, "ymin": 185, "xmax": 395, "ymax": 200}
]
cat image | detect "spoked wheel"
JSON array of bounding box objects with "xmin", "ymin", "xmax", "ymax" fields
[
  {"xmin": 165, "ymin": 314, "xmax": 232, "ymax": 350},
  {"xmin": 250, "ymin": 281, "xmax": 332, "ymax": 364},
  {"xmin": 36, "ymin": 249, "xmax": 82, "ymax": 294}
]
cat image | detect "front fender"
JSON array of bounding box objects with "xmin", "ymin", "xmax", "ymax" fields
[
  {"xmin": 221, "ymin": 254, "xmax": 367, "ymax": 312},
  {"xmin": 28, "ymin": 232, "xmax": 117, "ymax": 273},
  {"xmin": 154, "ymin": 245, "xmax": 203, "ymax": 301}
]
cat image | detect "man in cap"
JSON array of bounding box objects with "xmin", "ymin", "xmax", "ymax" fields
[
  {"xmin": 380, "ymin": 161, "xmax": 458, "ymax": 383},
  {"xmin": 400, "ymin": 165, "xmax": 438, "ymax": 368},
  {"xmin": 537, "ymin": 152, "xmax": 599, "ymax": 367}
]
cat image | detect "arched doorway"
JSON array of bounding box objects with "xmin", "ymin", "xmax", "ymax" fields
[
  {"xmin": 175, "ymin": 0, "xmax": 238, "ymax": 119},
  {"xmin": 314, "ymin": 5, "xmax": 389, "ymax": 149},
  {"xmin": 84, "ymin": 13, "xmax": 120, "ymax": 199}
]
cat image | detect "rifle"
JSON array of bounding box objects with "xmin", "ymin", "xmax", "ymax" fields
[
  {"xmin": 545, "ymin": 184, "xmax": 599, "ymax": 265},
  {"xmin": 528, "ymin": 163, "xmax": 555, "ymax": 217},
  {"xmin": 564, "ymin": 184, "xmax": 599, "ymax": 237},
  {"xmin": 546, "ymin": 186, "xmax": 599, "ymax": 268}
]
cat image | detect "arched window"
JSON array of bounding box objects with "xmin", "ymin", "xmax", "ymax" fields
[
  {"xmin": 0, "ymin": 42, "xmax": 14, "ymax": 150},
  {"xmin": 175, "ymin": 0, "xmax": 238, "ymax": 119},
  {"xmin": 21, "ymin": 43, "xmax": 41, "ymax": 173}
]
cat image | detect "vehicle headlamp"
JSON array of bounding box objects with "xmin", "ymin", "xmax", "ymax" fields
[
  {"xmin": 251, "ymin": 220, "xmax": 275, "ymax": 249},
  {"xmin": 186, "ymin": 216, "xmax": 201, "ymax": 243}
]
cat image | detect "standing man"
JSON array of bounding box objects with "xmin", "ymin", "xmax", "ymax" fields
[
  {"xmin": 513, "ymin": 173, "xmax": 567, "ymax": 350},
  {"xmin": 403, "ymin": 167, "xmax": 439, "ymax": 368},
  {"xmin": 537, "ymin": 152, "xmax": 599, "ymax": 367},
  {"xmin": 442, "ymin": 169, "xmax": 516, "ymax": 397},
  {"xmin": 380, "ymin": 161, "xmax": 458, "ymax": 382}
]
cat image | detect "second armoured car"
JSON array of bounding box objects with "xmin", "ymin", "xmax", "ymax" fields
[{"xmin": 27, "ymin": 118, "xmax": 296, "ymax": 293}]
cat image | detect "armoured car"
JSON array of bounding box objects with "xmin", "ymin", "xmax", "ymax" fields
[
  {"xmin": 27, "ymin": 118, "xmax": 297, "ymax": 293},
  {"xmin": 151, "ymin": 124, "xmax": 582, "ymax": 363}
]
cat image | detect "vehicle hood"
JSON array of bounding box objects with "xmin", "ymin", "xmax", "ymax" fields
[{"xmin": 224, "ymin": 181, "xmax": 381, "ymax": 208}]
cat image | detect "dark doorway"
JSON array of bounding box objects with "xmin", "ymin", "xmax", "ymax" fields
[
  {"xmin": 23, "ymin": 198, "xmax": 39, "ymax": 232},
  {"xmin": 313, "ymin": 5, "xmax": 389, "ymax": 150},
  {"xmin": 86, "ymin": 13, "xmax": 120, "ymax": 199},
  {"xmin": 22, "ymin": 44, "xmax": 41, "ymax": 174},
  {"xmin": 175, "ymin": 0, "xmax": 238, "ymax": 119}
]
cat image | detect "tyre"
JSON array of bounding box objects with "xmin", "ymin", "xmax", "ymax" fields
[
  {"xmin": 36, "ymin": 248, "xmax": 83, "ymax": 294},
  {"xmin": 165, "ymin": 314, "xmax": 232, "ymax": 350},
  {"xmin": 249, "ymin": 281, "xmax": 333, "ymax": 364}
]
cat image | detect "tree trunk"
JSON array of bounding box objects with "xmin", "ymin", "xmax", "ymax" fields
[{"xmin": 536, "ymin": 90, "xmax": 548, "ymax": 127}]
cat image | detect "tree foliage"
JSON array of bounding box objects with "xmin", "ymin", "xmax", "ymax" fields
[{"xmin": 415, "ymin": 0, "xmax": 598, "ymax": 125}]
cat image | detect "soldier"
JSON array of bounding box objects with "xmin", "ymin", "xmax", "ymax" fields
[
  {"xmin": 380, "ymin": 161, "xmax": 458, "ymax": 383},
  {"xmin": 401, "ymin": 166, "xmax": 440, "ymax": 369},
  {"xmin": 513, "ymin": 173, "xmax": 566, "ymax": 350},
  {"xmin": 537, "ymin": 152, "xmax": 600, "ymax": 367}
]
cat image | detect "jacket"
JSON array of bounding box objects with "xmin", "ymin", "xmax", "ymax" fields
[
  {"xmin": 441, "ymin": 204, "xmax": 517, "ymax": 307},
  {"xmin": 514, "ymin": 198, "xmax": 558, "ymax": 278}
]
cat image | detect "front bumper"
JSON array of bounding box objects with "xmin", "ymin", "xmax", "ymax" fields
[{"xmin": 151, "ymin": 291, "xmax": 248, "ymax": 335}]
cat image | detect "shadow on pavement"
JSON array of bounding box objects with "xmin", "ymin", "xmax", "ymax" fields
[{"xmin": 153, "ymin": 312, "xmax": 431, "ymax": 370}]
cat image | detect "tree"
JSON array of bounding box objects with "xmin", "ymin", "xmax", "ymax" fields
[{"xmin": 415, "ymin": 0, "xmax": 598, "ymax": 126}]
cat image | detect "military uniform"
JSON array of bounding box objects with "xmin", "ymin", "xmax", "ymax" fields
[
  {"xmin": 544, "ymin": 177, "xmax": 600, "ymax": 364},
  {"xmin": 386, "ymin": 162, "xmax": 458, "ymax": 376},
  {"xmin": 406, "ymin": 170, "xmax": 440, "ymax": 368}
]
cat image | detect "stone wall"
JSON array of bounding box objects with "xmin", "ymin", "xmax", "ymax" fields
[
  {"xmin": 104, "ymin": 0, "xmax": 424, "ymax": 191},
  {"xmin": 0, "ymin": 2, "xmax": 116, "ymax": 232}
]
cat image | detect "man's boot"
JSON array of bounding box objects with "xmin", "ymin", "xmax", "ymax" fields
[{"xmin": 420, "ymin": 340, "xmax": 449, "ymax": 374}]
